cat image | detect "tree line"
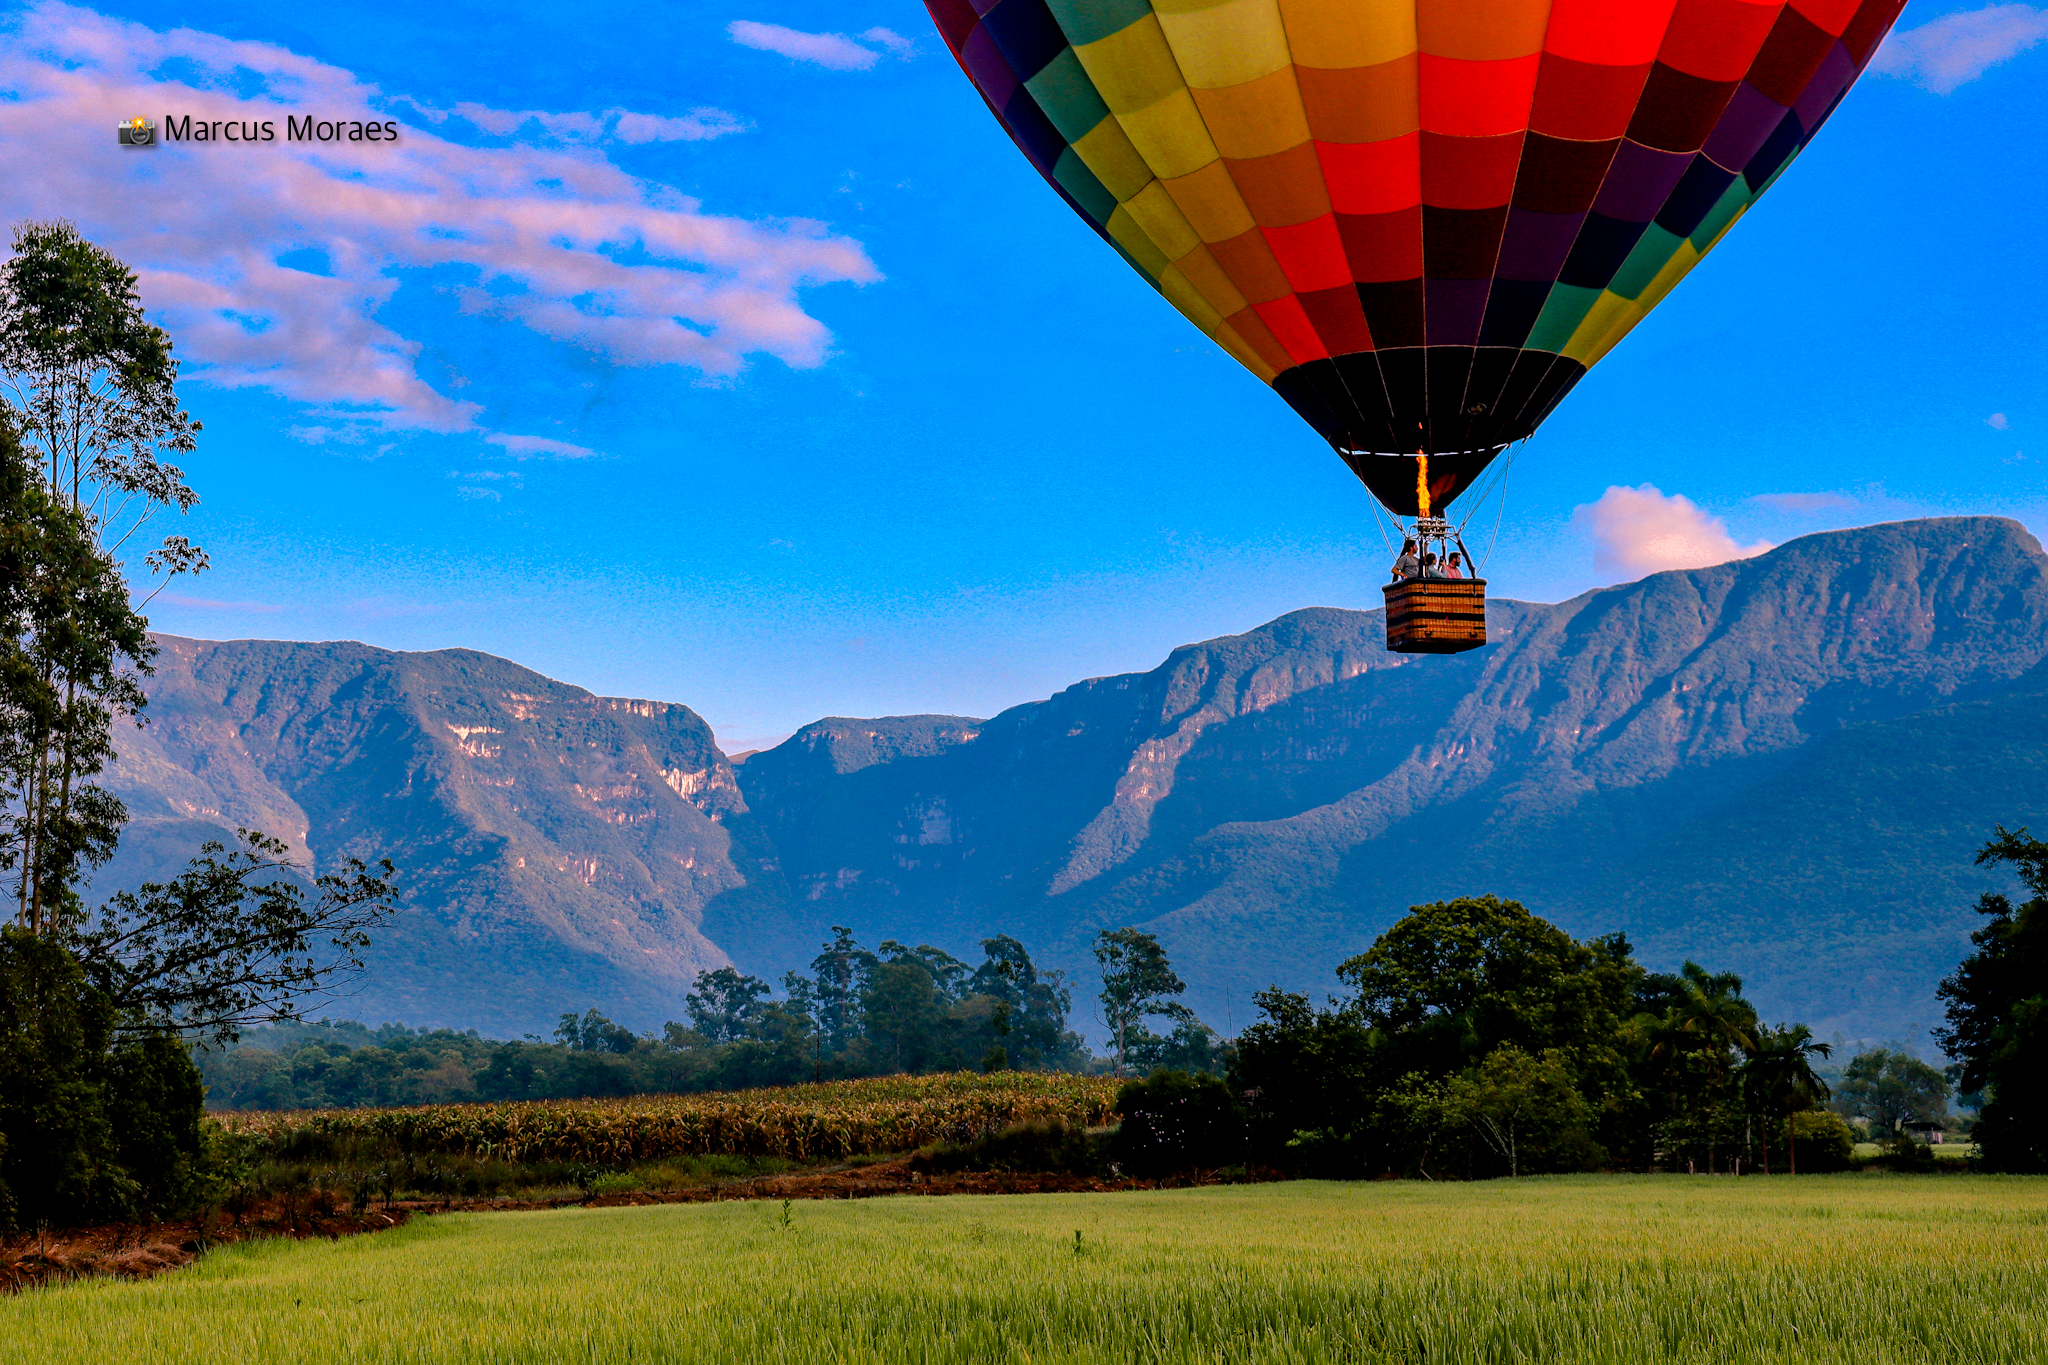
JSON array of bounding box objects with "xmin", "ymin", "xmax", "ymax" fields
[
  {"xmin": 193, "ymin": 821, "xmax": 2045, "ymax": 1181},
  {"xmin": 201, "ymin": 924, "xmax": 1239, "ymax": 1108},
  {"xmin": 1148, "ymin": 831, "xmax": 2044, "ymax": 1179},
  {"xmin": 1221, "ymin": 895, "xmax": 1852, "ymax": 1177}
]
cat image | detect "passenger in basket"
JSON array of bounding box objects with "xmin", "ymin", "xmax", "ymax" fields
[
  {"xmin": 1443, "ymin": 552, "xmax": 1466, "ymax": 579},
  {"xmin": 1390, "ymin": 539, "xmax": 1420, "ymax": 582},
  {"xmin": 1420, "ymin": 551, "xmax": 1439, "ymax": 578}
]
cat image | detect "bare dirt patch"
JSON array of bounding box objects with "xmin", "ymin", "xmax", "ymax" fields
[{"xmin": 0, "ymin": 1199, "xmax": 411, "ymax": 1294}]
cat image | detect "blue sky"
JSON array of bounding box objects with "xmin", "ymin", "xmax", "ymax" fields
[{"xmin": 3, "ymin": 0, "xmax": 2045, "ymax": 749}]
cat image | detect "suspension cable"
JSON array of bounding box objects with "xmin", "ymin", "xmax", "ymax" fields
[
  {"xmin": 1366, "ymin": 494, "xmax": 1396, "ymax": 559},
  {"xmin": 1477, "ymin": 446, "xmax": 1516, "ymax": 573}
]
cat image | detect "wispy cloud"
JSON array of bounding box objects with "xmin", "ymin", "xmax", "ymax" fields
[
  {"xmin": 1576, "ymin": 485, "xmax": 1774, "ymax": 581},
  {"xmin": 726, "ymin": 20, "xmax": 914, "ymax": 70},
  {"xmin": 1870, "ymin": 4, "xmax": 2048, "ymax": 92},
  {"xmin": 1988, "ymin": 412, "xmax": 2012, "ymax": 430},
  {"xmin": 155, "ymin": 593, "xmax": 283, "ymax": 613},
  {"xmin": 485, "ymin": 433, "xmax": 599, "ymax": 459},
  {"xmin": 423, "ymin": 103, "xmax": 750, "ymax": 145},
  {"xmin": 1749, "ymin": 491, "xmax": 1859, "ymax": 514},
  {"xmin": 0, "ymin": 3, "xmax": 880, "ymax": 449}
]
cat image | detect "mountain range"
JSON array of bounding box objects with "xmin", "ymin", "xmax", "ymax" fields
[{"xmin": 100, "ymin": 516, "xmax": 2048, "ymax": 1045}]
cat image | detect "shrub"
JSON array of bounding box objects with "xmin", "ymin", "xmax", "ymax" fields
[
  {"xmin": 912, "ymin": 1118, "xmax": 1103, "ymax": 1176},
  {"xmin": 1873, "ymin": 1134, "xmax": 1938, "ymax": 1173},
  {"xmin": 1111, "ymin": 1070, "xmax": 1245, "ymax": 1177},
  {"xmin": 1787, "ymin": 1110, "xmax": 1855, "ymax": 1173}
]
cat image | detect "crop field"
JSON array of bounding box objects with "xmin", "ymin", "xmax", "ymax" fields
[
  {"xmin": 217, "ymin": 1070, "xmax": 1121, "ymax": 1163},
  {"xmin": 8, "ymin": 1175, "xmax": 2044, "ymax": 1364}
]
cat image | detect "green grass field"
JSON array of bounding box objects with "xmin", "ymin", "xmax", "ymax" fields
[{"xmin": 8, "ymin": 1176, "xmax": 2044, "ymax": 1363}]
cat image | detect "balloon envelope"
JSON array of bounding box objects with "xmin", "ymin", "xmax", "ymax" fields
[{"xmin": 927, "ymin": 0, "xmax": 1905, "ymax": 515}]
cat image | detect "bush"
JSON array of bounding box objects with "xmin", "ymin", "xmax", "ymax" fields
[
  {"xmin": 912, "ymin": 1118, "xmax": 1103, "ymax": 1176},
  {"xmin": 1111, "ymin": 1070, "xmax": 1245, "ymax": 1177},
  {"xmin": 1787, "ymin": 1110, "xmax": 1855, "ymax": 1173},
  {"xmin": 1873, "ymin": 1134, "xmax": 1938, "ymax": 1173}
]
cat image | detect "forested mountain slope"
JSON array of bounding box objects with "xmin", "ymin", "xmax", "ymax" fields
[{"xmin": 101, "ymin": 518, "xmax": 2048, "ymax": 1041}]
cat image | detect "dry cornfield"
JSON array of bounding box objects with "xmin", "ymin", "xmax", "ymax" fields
[{"xmin": 214, "ymin": 1071, "xmax": 1123, "ymax": 1163}]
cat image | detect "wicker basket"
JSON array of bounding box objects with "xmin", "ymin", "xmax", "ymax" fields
[{"xmin": 1382, "ymin": 577, "xmax": 1487, "ymax": 654}]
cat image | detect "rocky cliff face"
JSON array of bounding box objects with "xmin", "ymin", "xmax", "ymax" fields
[
  {"xmin": 99, "ymin": 517, "xmax": 2048, "ymax": 1042},
  {"xmin": 102, "ymin": 640, "xmax": 784, "ymax": 1037}
]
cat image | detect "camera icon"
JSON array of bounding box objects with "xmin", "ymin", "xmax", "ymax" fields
[{"xmin": 117, "ymin": 117, "xmax": 155, "ymax": 146}]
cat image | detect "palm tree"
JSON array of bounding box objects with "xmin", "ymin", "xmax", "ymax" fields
[
  {"xmin": 1653, "ymin": 963, "xmax": 1759, "ymax": 1172},
  {"xmin": 1742, "ymin": 1024, "xmax": 1833, "ymax": 1174}
]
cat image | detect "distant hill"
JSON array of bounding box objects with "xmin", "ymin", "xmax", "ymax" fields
[{"xmin": 100, "ymin": 518, "xmax": 2048, "ymax": 1043}]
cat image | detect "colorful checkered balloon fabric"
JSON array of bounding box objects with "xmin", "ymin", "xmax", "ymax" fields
[{"xmin": 927, "ymin": 0, "xmax": 1905, "ymax": 514}]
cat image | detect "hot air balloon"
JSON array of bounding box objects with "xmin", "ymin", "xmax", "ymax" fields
[{"xmin": 926, "ymin": 0, "xmax": 1905, "ymax": 652}]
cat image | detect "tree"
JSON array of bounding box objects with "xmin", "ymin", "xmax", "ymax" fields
[
  {"xmin": 684, "ymin": 967, "xmax": 772, "ymax": 1043},
  {"xmin": 0, "ymin": 219, "xmax": 203, "ymax": 578},
  {"xmin": 1230, "ymin": 987, "xmax": 1378, "ymax": 1175},
  {"xmin": 777, "ymin": 930, "xmax": 1084, "ymax": 1079},
  {"xmin": 1094, "ymin": 927, "xmax": 1193, "ymax": 1077},
  {"xmin": 970, "ymin": 934, "xmax": 1083, "ymax": 1070},
  {"xmin": 861, "ymin": 943, "xmax": 951, "ymax": 1072},
  {"xmin": 1336, "ymin": 896, "xmax": 1638, "ymax": 1092},
  {"xmin": 1128, "ymin": 1017, "xmax": 1226, "ymax": 1076},
  {"xmin": 1741, "ymin": 1023, "xmax": 1832, "ymax": 1174},
  {"xmin": 1658, "ymin": 962, "xmax": 1759, "ymax": 1060},
  {"xmin": 1834, "ymin": 1048, "xmax": 1949, "ymax": 1138},
  {"xmin": 1638, "ymin": 962, "xmax": 1758, "ymax": 1172},
  {"xmin": 555, "ymin": 1008, "xmax": 638, "ymax": 1055},
  {"xmin": 65, "ymin": 830, "xmax": 399, "ymax": 1046},
  {"xmin": 807, "ymin": 926, "xmax": 872, "ymax": 1056},
  {"xmin": 0, "ymin": 224, "xmax": 206, "ymax": 933},
  {"xmin": 0, "ymin": 412, "xmax": 152, "ymax": 932},
  {"xmin": 1938, "ymin": 825, "xmax": 2048, "ymax": 1172},
  {"xmin": 1438, "ymin": 1045, "xmax": 1600, "ymax": 1178}
]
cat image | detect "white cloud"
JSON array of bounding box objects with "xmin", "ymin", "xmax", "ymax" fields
[
  {"xmin": 485, "ymin": 432, "xmax": 599, "ymax": 459},
  {"xmin": 425, "ymin": 103, "xmax": 749, "ymax": 145},
  {"xmin": 1988, "ymin": 412, "xmax": 2011, "ymax": 429},
  {"xmin": 0, "ymin": 3, "xmax": 879, "ymax": 446},
  {"xmin": 859, "ymin": 28, "xmax": 917, "ymax": 58},
  {"xmin": 1869, "ymin": 5, "xmax": 2048, "ymax": 93},
  {"xmin": 612, "ymin": 108, "xmax": 749, "ymax": 144},
  {"xmin": 726, "ymin": 20, "xmax": 913, "ymax": 70},
  {"xmin": 1576, "ymin": 485, "xmax": 1774, "ymax": 581}
]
